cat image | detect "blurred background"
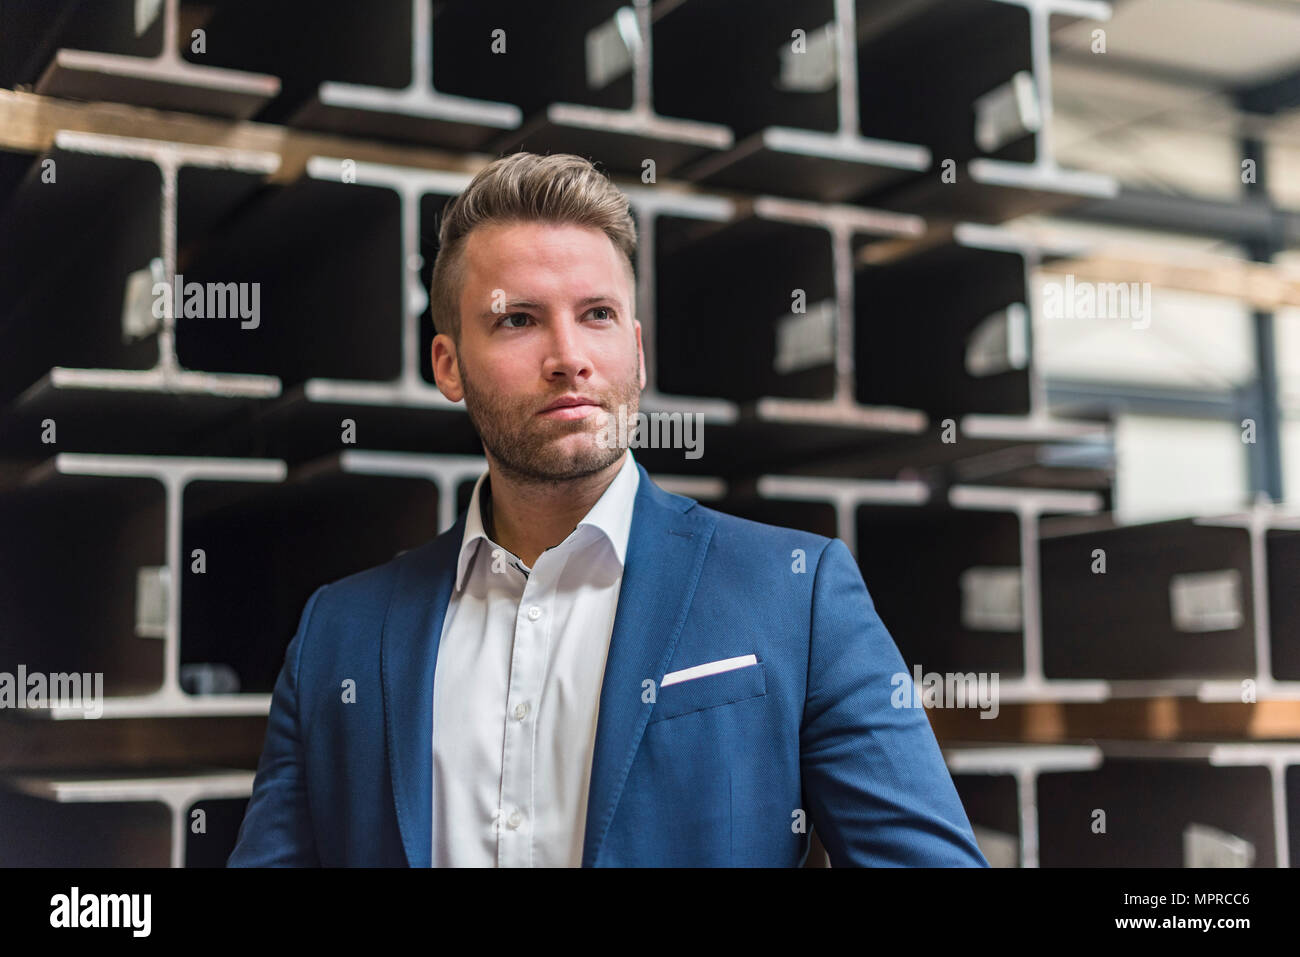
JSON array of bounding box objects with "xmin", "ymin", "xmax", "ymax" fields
[{"xmin": 0, "ymin": 0, "xmax": 1299, "ymax": 867}]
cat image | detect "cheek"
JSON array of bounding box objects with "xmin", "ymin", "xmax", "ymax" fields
[
  {"xmin": 477, "ymin": 347, "xmax": 533, "ymax": 384},
  {"xmin": 599, "ymin": 336, "xmax": 639, "ymax": 371}
]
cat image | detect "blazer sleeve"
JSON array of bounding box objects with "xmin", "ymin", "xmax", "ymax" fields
[
  {"xmin": 799, "ymin": 538, "xmax": 989, "ymax": 867},
  {"xmin": 227, "ymin": 584, "xmax": 327, "ymax": 867}
]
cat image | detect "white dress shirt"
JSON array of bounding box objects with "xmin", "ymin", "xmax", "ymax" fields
[{"xmin": 431, "ymin": 450, "xmax": 640, "ymax": 867}]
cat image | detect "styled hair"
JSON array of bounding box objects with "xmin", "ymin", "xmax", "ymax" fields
[{"xmin": 430, "ymin": 152, "xmax": 637, "ymax": 343}]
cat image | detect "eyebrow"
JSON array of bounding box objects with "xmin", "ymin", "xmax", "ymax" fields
[{"xmin": 478, "ymin": 295, "xmax": 623, "ymax": 320}]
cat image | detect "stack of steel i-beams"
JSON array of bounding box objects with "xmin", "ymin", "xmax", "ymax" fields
[{"xmin": 0, "ymin": 0, "xmax": 1296, "ymax": 868}]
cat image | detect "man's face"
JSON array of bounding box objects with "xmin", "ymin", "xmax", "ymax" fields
[{"xmin": 431, "ymin": 220, "xmax": 645, "ymax": 482}]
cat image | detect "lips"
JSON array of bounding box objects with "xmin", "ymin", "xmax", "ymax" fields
[
  {"xmin": 538, "ymin": 395, "xmax": 601, "ymax": 414},
  {"xmin": 537, "ymin": 395, "xmax": 603, "ymax": 422}
]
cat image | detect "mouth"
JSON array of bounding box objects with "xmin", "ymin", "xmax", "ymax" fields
[
  {"xmin": 538, "ymin": 396, "xmax": 603, "ymax": 420},
  {"xmin": 535, "ymin": 403, "xmax": 600, "ymax": 421}
]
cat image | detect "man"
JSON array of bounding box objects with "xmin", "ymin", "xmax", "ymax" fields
[{"xmin": 228, "ymin": 152, "xmax": 988, "ymax": 867}]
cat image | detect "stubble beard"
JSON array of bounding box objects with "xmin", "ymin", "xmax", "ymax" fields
[{"xmin": 459, "ymin": 356, "xmax": 641, "ymax": 485}]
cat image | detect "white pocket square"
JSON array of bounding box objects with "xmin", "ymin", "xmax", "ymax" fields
[{"xmin": 661, "ymin": 654, "xmax": 758, "ymax": 688}]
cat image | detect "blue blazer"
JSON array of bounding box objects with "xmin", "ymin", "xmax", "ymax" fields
[{"xmin": 229, "ymin": 461, "xmax": 988, "ymax": 867}]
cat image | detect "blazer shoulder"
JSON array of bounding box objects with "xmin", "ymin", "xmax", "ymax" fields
[
  {"xmin": 640, "ymin": 469, "xmax": 838, "ymax": 562},
  {"xmin": 690, "ymin": 501, "xmax": 837, "ymax": 558}
]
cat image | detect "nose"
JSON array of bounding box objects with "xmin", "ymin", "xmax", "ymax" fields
[{"xmin": 541, "ymin": 313, "xmax": 593, "ymax": 382}]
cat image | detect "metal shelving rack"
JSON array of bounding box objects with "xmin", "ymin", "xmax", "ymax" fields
[{"xmin": 1, "ymin": 0, "xmax": 1297, "ymax": 868}]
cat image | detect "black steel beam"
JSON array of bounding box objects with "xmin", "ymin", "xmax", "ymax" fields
[{"xmin": 1061, "ymin": 186, "xmax": 1298, "ymax": 248}]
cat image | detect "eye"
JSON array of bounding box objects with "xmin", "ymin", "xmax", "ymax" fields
[
  {"xmin": 589, "ymin": 306, "xmax": 616, "ymax": 321},
  {"xmin": 498, "ymin": 313, "xmax": 531, "ymax": 328}
]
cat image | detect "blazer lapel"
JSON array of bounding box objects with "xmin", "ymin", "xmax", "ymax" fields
[
  {"xmin": 581, "ymin": 463, "xmax": 716, "ymax": 866},
  {"xmin": 380, "ymin": 511, "xmax": 465, "ymax": 867}
]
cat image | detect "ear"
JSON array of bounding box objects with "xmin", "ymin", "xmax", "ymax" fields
[{"xmin": 431, "ymin": 332, "xmax": 464, "ymax": 402}]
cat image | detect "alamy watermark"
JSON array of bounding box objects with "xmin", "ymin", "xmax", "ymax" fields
[
  {"xmin": 891, "ymin": 664, "xmax": 999, "ymax": 719},
  {"xmin": 0, "ymin": 666, "xmax": 104, "ymax": 718},
  {"xmin": 151, "ymin": 273, "xmax": 260, "ymax": 329},
  {"xmin": 1042, "ymin": 274, "xmax": 1151, "ymax": 329},
  {"xmin": 595, "ymin": 403, "xmax": 704, "ymax": 460},
  {"xmin": 50, "ymin": 887, "xmax": 150, "ymax": 937}
]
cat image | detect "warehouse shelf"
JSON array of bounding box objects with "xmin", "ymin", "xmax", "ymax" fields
[
  {"xmin": 0, "ymin": 462, "xmax": 168, "ymax": 701},
  {"xmin": 648, "ymin": 194, "xmax": 950, "ymax": 473},
  {"xmin": 1036, "ymin": 742, "xmax": 1300, "ymax": 867},
  {"xmin": 742, "ymin": 220, "xmax": 1116, "ymax": 485},
  {"xmin": 436, "ymin": 0, "xmax": 734, "ymax": 176},
  {"xmin": 657, "ymin": 196, "xmax": 915, "ymax": 404},
  {"xmin": 659, "ymin": 0, "xmax": 931, "ymax": 202},
  {"xmin": 0, "ymin": 453, "xmax": 283, "ymax": 719},
  {"xmin": 1100, "ymin": 741, "xmax": 1300, "ymax": 869},
  {"xmin": 656, "ymin": 0, "xmax": 1116, "ymax": 216},
  {"xmin": 6, "ymin": 0, "xmax": 1118, "ymax": 222},
  {"xmin": 858, "ymin": 223, "xmax": 1087, "ymax": 422},
  {"xmin": 1040, "ymin": 500, "xmax": 1300, "ymax": 700},
  {"xmin": 944, "ymin": 743, "xmax": 1101, "ymax": 867},
  {"xmin": 1065, "ymin": 185, "xmax": 1300, "ymax": 251},
  {"xmin": 0, "ymin": 144, "xmax": 160, "ymax": 405},
  {"xmin": 175, "ymin": 169, "xmax": 404, "ymax": 387},
  {"xmin": 1199, "ymin": 507, "xmax": 1300, "ymax": 699},
  {"xmin": 192, "ymin": 0, "xmax": 521, "ymax": 148},
  {"xmin": 899, "ymin": 434, "xmax": 1115, "ymax": 491},
  {"xmin": 946, "ymin": 742, "xmax": 1300, "ymax": 867},
  {"xmin": 736, "ymin": 414, "xmax": 1116, "ymax": 491},
  {"xmin": 725, "ymin": 472, "xmax": 930, "ymax": 553},
  {"xmin": 0, "ymin": 131, "xmax": 280, "ymax": 457},
  {"xmin": 0, "ymin": 0, "xmax": 278, "ymax": 118},
  {"xmin": 865, "ymin": 0, "xmax": 1119, "ymax": 219},
  {"xmin": 0, "ymin": 769, "xmax": 253, "ymax": 867}
]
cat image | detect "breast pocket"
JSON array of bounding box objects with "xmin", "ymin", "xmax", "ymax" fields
[{"xmin": 647, "ymin": 659, "xmax": 767, "ymax": 724}]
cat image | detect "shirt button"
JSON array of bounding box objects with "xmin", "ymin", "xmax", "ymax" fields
[
  {"xmin": 507, "ymin": 809, "xmax": 523, "ymax": 829},
  {"xmin": 513, "ymin": 701, "xmax": 529, "ymax": 720},
  {"xmin": 527, "ymin": 606, "xmax": 542, "ymax": 621}
]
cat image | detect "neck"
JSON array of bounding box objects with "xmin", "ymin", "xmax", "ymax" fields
[{"xmin": 485, "ymin": 452, "xmax": 626, "ymax": 567}]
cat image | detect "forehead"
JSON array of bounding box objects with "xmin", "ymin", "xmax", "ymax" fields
[{"xmin": 460, "ymin": 221, "xmax": 632, "ymax": 300}]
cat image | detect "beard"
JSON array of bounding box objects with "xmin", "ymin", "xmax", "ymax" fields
[{"xmin": 459, "ymin": 355, "xmax": 642, "ymax": 484}]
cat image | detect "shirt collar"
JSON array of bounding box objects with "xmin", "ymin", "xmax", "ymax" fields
[{"xmin": 454, "ymin": 450, "xmax": 640, "ymax": 592}]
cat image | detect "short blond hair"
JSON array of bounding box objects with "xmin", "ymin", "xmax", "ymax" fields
[{"xmin": 430, "ymin": 152, "xmax": 637, "ymax": 343}]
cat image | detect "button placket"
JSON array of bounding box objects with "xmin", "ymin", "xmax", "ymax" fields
[{"xmin": 497, "ymin": 564, "xmax": 553, "ymax": 866}]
